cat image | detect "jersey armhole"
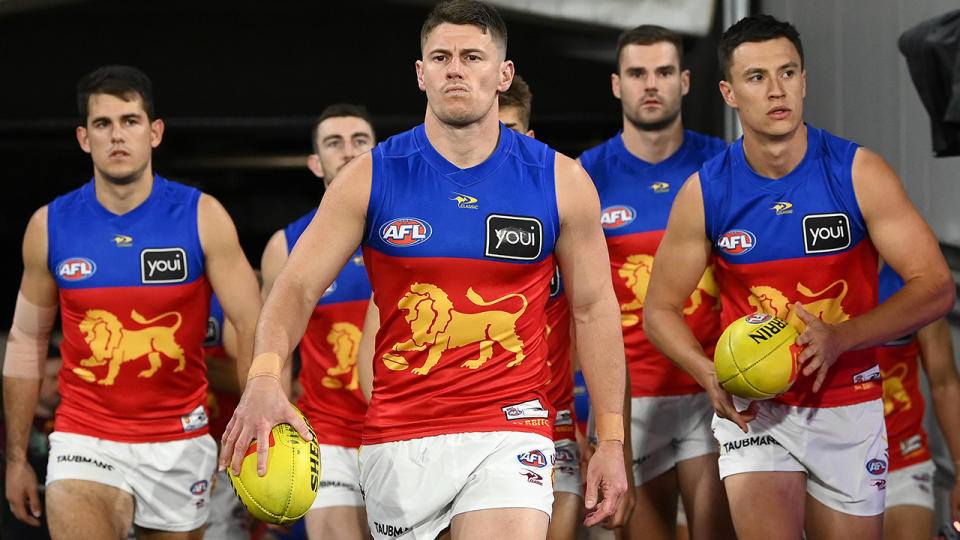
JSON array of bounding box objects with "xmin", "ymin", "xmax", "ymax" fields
[{"xmin": 362, "ymin": 148, "xmax": 385, "ymax": 246}]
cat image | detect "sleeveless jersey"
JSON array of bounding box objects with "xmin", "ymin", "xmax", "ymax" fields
[
  {"xmin": 287, "ymin": 209, "xmax": 371, "ymax": 448},
  {"xmin": 877, "ymin": 265, "xmax": 930, "ymax": 470},
  {"xmin": 362, "ymin": 123, "xmax": 560, "ymax": 444},
  {"xmin": 546, "ymin": 266, "xmax": 576, "ymax": 442},
  {"xmin": 50, "ymin": 175, "xmax": 211, "ymax": 442},
  {"xmin": 700, "ymin": 125, "xmax": 880, "ymax": 407},
  {"xmin": 203, "ymin": 292, "xmax": 239, "ymax": 442},
  {"xmin": 581, "ymin": 130, "xmax": 726, "ymax": 397}
]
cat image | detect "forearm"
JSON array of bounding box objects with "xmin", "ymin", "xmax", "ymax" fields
[
  {"xmin": 644, "ymin": 304, "xmax": 713, "ymax": 389},
  {"xmin": 3, "ymin": 376, "xmax": 41, "ymax": 463},
  {"xmin": 233, "ymin": 322, "xmax": 256, "ymax": 389},
  {"xmin": 930, "ymin": 381, "xmax": 960, "ymax": 467},
  {"xmin": 574, "ymin": 298, "xmax": 626, "ymax": 417}
]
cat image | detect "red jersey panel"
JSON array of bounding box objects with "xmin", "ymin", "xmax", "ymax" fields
[
  {"xmin": 545, "ymin": 273, "xmax": 576, "ymax": 442},
  {"xmin": 878, "ymin": 338, "xmax": 930, "ymax": 470}
]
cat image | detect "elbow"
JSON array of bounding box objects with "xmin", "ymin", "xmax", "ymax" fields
[{"xmin": 934, "ymin": 274, "xmax": 957, "ymax": 320}]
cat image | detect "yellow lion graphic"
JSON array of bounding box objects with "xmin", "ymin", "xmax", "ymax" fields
[
  {"xmin": 384, "ymin": 283, "xmax": 527, "ymax": 375},
  {"xmin": 73, "ymin": 309, "xmax": 184, "ymax": 386},
  {"xmin": 322, "ymin": 322, "xmax": 362, "ymax": 390},
  {"xmin": 748, "ymin": 279, "xmax": 850, "ymax": 331},
  {"xmin": 618, "ymin": 254, "xmax": 720, "ymax": 326},
  {"xmin": 881, "ymin": 362, "xmax": 912, "ymax": 416}
]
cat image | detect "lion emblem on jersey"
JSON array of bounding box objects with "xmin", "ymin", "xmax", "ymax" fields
[
  {"xmin": 322, "ymin": 322, "xmax": 362, "ymax": 390},
  {"xmin": 748, "ymin": 279, "xmax": 850, "ymax": 330},
  {"xmin": 618, "ymin": 254, "xmax": 720, "ymax": 326},
  {"xmin": 881, "ymin": 362, "xmax": 912, "ymax": 416},
  {"xmin": 382, "ymin": 283, "xmax": 527, "ymax": 375},
  {"xmin": 73, "ymin": 309, "xmax": 185, "ymax": 386}
]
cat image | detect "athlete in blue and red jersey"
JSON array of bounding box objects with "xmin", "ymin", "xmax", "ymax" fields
[
  {"xmin": 259, "ymin": 104, "xmax": 375, "ymax": 540},
  {"xmin": 579, "ymin": 24, "xmax": 732, "ymax": 540},
  {"xmin": 3, "ymin": 65, "xmax": 261, "ymax": 539},
  {"xmin": 644, "ymin": 15, "xmax": 954, "ymax": 540},
  {"xmin": 222, "ymin": 3, "xmax": 628, "ymax": 539},
  {"xmin": 877, "ymin": 264, "xmax": 960, "ymax": 540}
]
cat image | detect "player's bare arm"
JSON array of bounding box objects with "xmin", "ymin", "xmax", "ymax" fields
[
  {"xmin": 795, "ymin": 148, "xmax": 955, "ymax": 391},
  {"xmin": 220, "ymin": 152, "xmax": 372, "ymax": 476},
  {"xmin": 357, "ymin": 295, "xmax": 379, "ymax": 402},
  {"xmin": 553, "ymin": 153, "xmax": 628, "ymax": 527},
  {"xmin": 917, "ymin": 318, "xmax": 960, "ymax": 517},
  {"xmin": 198, "ymin": 194, "xmax": 262, "ymax": 389},
  {"xmin": 644, "ymin": 173, "xmax": 758, "ymax": 432},
  {"xmin": 259, "ymin": 229, "xmax": 288, "ymax": 302},
  {"xmin": 4, "ymin": 206, "xmax": 58, "ymax": 526}
]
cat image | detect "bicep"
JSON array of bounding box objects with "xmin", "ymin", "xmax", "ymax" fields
[
  {"xmin": 20, "ymin": 206, "xmax": 58, "ymax": 308},
  {"xmin": 645, "ymin": 174, "xmax": 712, "ymax": 311},
  {"xmin": 197, "ymin": 195, "xmax": 261, "ymax": 327}
]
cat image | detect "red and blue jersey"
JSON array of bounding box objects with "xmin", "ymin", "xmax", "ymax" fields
[
  {"xmin": 581, "ymin": 130, "xmax": 726, "ymax": 397},
  {"xmin": 286, "ymin": 209, "xmax": 371, "ymax": 448},
  {"xmin": 545, "ymin": 267, "xmax": 576, "ymax": 442},
  {"xmin": 49, "ymin": 175, "xmax": 212, "ymax": 442},
  {"xmin": 700, "ymin": 125, "xmax": 880, "ymax": 407},
  {"xmin": 203, "ymin": 293, "xmax": 239, "ymax": 442},
  {"xmin": 361, "ymin": 124, "xmax": 560, "ymax": 444},
  {"xmin": 877, "ymin": 265, "xmax": 929, "ymax": 470}
]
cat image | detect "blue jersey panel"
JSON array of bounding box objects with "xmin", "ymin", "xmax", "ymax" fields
[{"xmin": 285, "ymin": 209, "xmax": 371, "ymax": 305}]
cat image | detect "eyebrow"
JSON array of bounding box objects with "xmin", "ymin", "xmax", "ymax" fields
[
  {"xmin": 743, "ymin": 61, "xmax": 800, "ymax": 76},
  {"xmin": 427, "ymin": 47, "xmax": 486, "ymax": 57}
]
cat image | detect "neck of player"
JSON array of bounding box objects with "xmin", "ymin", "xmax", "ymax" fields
[
  {"xmin": 741, "ymin": 121, "xmax": 808, "ymax": 180},
  {"xmin": 423, "ymin": 106, "xmax": 502, "ymax": 170},
  {"xmin": 93, "ymin": 165, "xmax": 155, "ymax": 215},
  {"xmin": 621, "ymin": 113, "xmax": 684, "ymax": 164}
]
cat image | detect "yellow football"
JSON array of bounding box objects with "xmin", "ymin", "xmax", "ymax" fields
[
  {"xmin": 228, "ymin": 406, "xmax": 320, "ymax": 525},
  {"xmin": 714, "ymin": 313, "xmax": 801, "ymax": 400}
]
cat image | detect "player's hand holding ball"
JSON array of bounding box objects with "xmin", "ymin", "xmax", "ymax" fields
[{"xmin": 714, "ymin": 312, "xmax": 802, "ymax": 400}]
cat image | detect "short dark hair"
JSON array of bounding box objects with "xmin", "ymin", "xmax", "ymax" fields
[
  {"xmin": 616, "ymin": 25, "xmax": 684, "ymax": 71},
  {"xmin": 498, "ymin": 74, "xmax": 532, "ymax": 129},
  {"xmin": 76, "ymin": 65, "xmax": 155, "ymax": 125},
  {"xmin": 420, "ymin": 0, "xmax": 507, "ymax": 56},
  {"xmin": 312, "ymin": 103, "xmax": 375, "ymax": 154},
  {"xmin": 718, "ymin": 14, "xmax": 804, "ymax": 80}
]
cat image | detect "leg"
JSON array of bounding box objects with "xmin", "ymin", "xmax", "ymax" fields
[
  {"xmin": 547, "ymin": 491, "xmax": 583, "ymax": 540},
  {"xmin": 138, "ymin": 351, "xmax": 162, "ymax": 378},
  {"xmin": 805, "ymin": 494, "xmax": 882, "ymax": 540},
  {"xmin": 134, "ymin": 525, "xmax": 205, "ymax": 540},
  {"xmin": 451, "ymin": 507, "xmax": 549, "ymax": 540},
  {"xmin": 882, "ymin": 505, "xmax": 933, "ymax": 540},
  {"xmin": 676, "ymin": 453, "xmax": 735, "ymax": 540},
  {"xmin": 723, "ymin": 471, "xmax": 806, "ymax": 540},
  {"xmin": 46, "ymin": 479, "xmax": 135, "ymax": 540},
  {"xmin": 626, "ymin": 468, "xmax": 678, "ymax": 540},
  {"xmin": 305, "ymin": 506, "xmax": 370, "ymax": 540}
]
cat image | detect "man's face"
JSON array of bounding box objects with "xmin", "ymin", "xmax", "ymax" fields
[
  {"xmin": 416, "ymin": 23, "xmax": 514, "ymax": 127},
  {"xmin": 612, "ymin": 42, "xmax": 689, "ymax": 132},
  {"xmin": 308, "ymin": 116, "xmax": 375, "ymax": 187},
  {"xmin": 719, "ymin": 37, "xmax": 806, "ymax": 138},
  {"xmin": 499, "ymin": 105, "xmax": 533, "ymax": 137},
  {"xmin": 76, "ymin": 93, "xmax": 163, "ymax": 185}
]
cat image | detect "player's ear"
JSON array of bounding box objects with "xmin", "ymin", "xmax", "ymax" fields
[
  {"xmin": 719, "ymin": 80, "xmax": 737, "ymax": 109},
  {"xmin": 416, "ymin": 60, "xmax": 426, "ymax": 91},
  {"xmin": 150, "ymin": 119, "xmax": 164, "ymax": 149},
  {"xmin": 76, "ymin": 126, "xmax": 91, "ymax": 154},
  {"xmin": 307, "ymin": 154, "xmax": 324, "ymax": 179},
  {"xmin": 498, "ymin": 60, "xmax": 515, "ymax": 93},
  {"xmin": 611, "ymin": 72, "xmax": 621, "ymax": 100},
  {"xmin": 681, "ymin": 69, "xmax": 691, "ymax": 96}
]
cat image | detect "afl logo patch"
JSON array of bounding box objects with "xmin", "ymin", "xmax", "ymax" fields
[
  {"xmin": 803, "ymin": 213, "xmax": 850, "ymax": 254},
  {"xmin": 485, "ymin": 214, "xmax": 543, "ymax": 261},
  {"xmin": 517, "ymin": 450, "xmax": 548, "ymax": 468},
  {"xmin": 57, "ymin": 257, "xmax": 96, "ymax": 281},
  {"xmin": 717, "ymin": 230, "xmax": 756, "ymax": 255},
  {"xmin": 600, "ymin": 205, "xmax": 636, "ymax": 229},
  {"xmin": 744, "ymin": 313, "xmax": 772, "ymax": 324},
  {"xmin": 866, "ymin": 459, "xmax": 887, "ymax": 475},
  {"xmin": 141, "ymin": 248, "xmax": 188, "ymax": 284},
  {"xmin": 380, "ymin": 218, "xmax": 431, "ymax": 247},
  {"xmin": 190, "ymin": 479, "xmax": 209, "ymax": 495}
]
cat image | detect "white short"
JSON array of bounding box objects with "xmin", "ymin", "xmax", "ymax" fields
[
  {"xmin": 311, "ymin": 444, "xmax": 364, "ymax": 509},
  {"xmin": 46, "ymin": 431, "xmax": 217, "ymax": 531},
  {"xmin": 203, "ymin": 470, "xmax": 248, "ymax": 540},
  {"xmin": 553, "ymin": 438, "xmax": 582, "ymax": 497},
  {"xmin": 712, "ymin": 397, "xmax": 887, "ymax": 516},
  {"xmin": 631, "ymin": 393, "xmax": 718, "ymax": 485},
  {"xmin": 358, "ymin": 432, "xmax": 554, "ymax": 539},
  {"xmin": 885, "ymin": 460, "xmax": 935, "ymax": 510}
]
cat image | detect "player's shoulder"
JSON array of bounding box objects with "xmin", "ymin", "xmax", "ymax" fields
[
  {"xmin": 506, "ymin": 126, "xmax": 554, "ymax": 167},
  {"xmin": 683, "ymin": 129, "xmax": 728, "ymax": 156},
  {"xmin": 373, "ymin": 125, "xmax": 419, "ymax": 159},
  {"xmin": 577, "ymin": 133, "xmax": 618, "ymax": 171}
]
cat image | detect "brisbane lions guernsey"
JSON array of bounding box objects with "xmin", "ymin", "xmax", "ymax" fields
[
  {"xmin": 50, "ymin": 175, "xmax": 211, "ymax": 442},
  {"xmin": 580, "ymin": 130, "xmax": 726, "ymax": 397},
  {"xmin": 877, "ymin": 265, "xmax": 930, "ymax": 470},
  {"xmin": 362, "ymin": 123, "xmax": 559, "ymax": 444},
  {"xmin": 700, "ymin": 125, "xmax": 880, "ymax": 407},
  {"xmin": 203, "ymin": 293, "xmax": 239, "ymax": 442},
  {"xmin": 286, "ymin": 209, "xmax": 371, "ymax": 448},
  {"xmin": 546, "ymin": 267, "xmax": 576, "ymax": 442}
]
